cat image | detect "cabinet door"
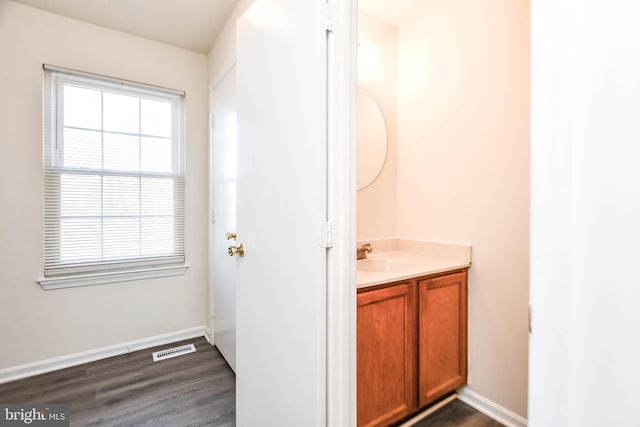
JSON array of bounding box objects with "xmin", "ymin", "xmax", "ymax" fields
[
  {"xmin": 418, "ymin": 271, "xmax": 468, "ymax": 407},
  {"xmin": 357, "ymin": 282, "xmax": 416, "ymax": 427}
]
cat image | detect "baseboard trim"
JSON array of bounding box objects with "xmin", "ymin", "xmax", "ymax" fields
[
  {"xmin": 204, "ymin": 327, "xmax": 213, "ymax": 345},
  {"xmin": 457, "ymin": 387, "xmax": 528, "ymax": 427},
  {"xmin": 0, "ymin": 326, "xmax": 208, "ymax": 385}
]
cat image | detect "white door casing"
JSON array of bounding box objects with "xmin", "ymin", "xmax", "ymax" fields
[
  {"xmin": 236, "ymin": 1, "xmax": 329, "ymax": 425},
  {"xmin": 210, "ymin": 67, "xmax": 237, "ymax": 372}
]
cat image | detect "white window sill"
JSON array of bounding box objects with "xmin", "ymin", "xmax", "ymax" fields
[{"xmin": 37, "ymin": 264, "xmax": 189, "ymax": 290}]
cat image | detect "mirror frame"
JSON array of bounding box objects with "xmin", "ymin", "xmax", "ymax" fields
[{"xmin": 357, "ymin": 86, "xmax": 388, "ymax": 190}]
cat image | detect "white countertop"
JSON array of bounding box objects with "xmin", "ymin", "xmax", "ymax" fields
[{"xmin": 356, "ymin": 250, "xmax": 470, "ymax": 289}]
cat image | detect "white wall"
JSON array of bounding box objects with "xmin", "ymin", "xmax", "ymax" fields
[
  {"xmin": 356, "ymin": 12, "xmax": 397, "ymax": 240},
  {"xmin": 530, "ymin": 1, "xmax": 640, "ymax": 425},
  {"xmin": 396, "ymin": 0, "xmax": 530, "ymax": 417},
  {"xmin": 208, "ymin": 0, "xmax": 254, "ymax": 89},
  {"xmin": 0, "ymin": 1, "xmax": 209, "ymax": 369}
]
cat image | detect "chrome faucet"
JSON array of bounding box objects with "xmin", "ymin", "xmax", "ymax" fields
[{"xmin": 357, "ymin": 243, "xmax": 373, "ymax": 260}]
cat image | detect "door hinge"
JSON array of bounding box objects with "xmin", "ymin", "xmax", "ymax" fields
[
  {"xmin": 324, "ymin": 2, "xmax": 334, "ymax": 32},
  {"xmin": 320, "ymin": 221, "xmax": 334, "ymax": 248},
  {"xmin": 528, "ymin": 303, "xmax": 532, "ymax": 333},
  {"xmin": 210, "ymin": 114, "xmax": 215, "ymax": 129}
]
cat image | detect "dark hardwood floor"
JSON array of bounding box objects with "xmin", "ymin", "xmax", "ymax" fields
[
  {"xmin": 0, "ymin": 337, "xmax": 235, "ymax": 427},
  {"xmin": 410, "ymin": 399, "xmax": 504, "ymax": 427},
  {"xmin": 1, "ymin": 339, "xmax": 503, "ymax": 427}
]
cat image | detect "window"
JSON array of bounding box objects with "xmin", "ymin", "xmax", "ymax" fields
[{"xmin": 40, "ymin": 65, "xmax": 186, "ymax": 288}]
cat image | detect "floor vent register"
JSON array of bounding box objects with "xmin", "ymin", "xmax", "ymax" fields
[{"xmin": 152, "ymin": 343, "xmax": 196, "ymax": 362}]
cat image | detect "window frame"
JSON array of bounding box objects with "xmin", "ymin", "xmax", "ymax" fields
[{"xmin": 38, "ymin": 65, "xmax": 188, "ymax": 289}]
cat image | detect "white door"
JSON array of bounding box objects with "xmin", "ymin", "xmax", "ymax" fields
[
  {"xmin": 235, "ymin": 1, "xmax": 329, "ymax": 425},
  {"xmin": 210, "ymin": 68, "xmax": 237, "ymax": 372}
]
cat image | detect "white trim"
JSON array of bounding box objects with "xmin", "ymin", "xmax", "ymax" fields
[
  {"xmin": 0, "ymin": 326, "xmax": 208, "ymax": 384},
  {"xmin": 457, "ymin": 387, "xmax": 528, "ymax": 427},
  {"xmin": 211, "ymin": 61, "xmax": 236, "ymax": 92},
  {"xmin": 399, "ymin": 394, "xmax": 458, "ymax": 427},
  {"xmin": 43, "ymin": 63, "xmax": 185, "ymax": 96},
  {"xmin": 325, "ymin": 0, "xmax": 357, "ymax": 425},
  {"xmin": 204, "ymin": 327, "xmax": 213, "ymax": 345},
  {"xmin": 38, "ymin": 264, "xmax": 189, "ymax": 289}
]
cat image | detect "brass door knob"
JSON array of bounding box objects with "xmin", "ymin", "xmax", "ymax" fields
[
  {"xmin": 228, "ymin": 243, "xmax": 245, "ymax": 257},
  {"xmin": 226, "ymin": 232, "xmax": 237, "ymax": 240}
]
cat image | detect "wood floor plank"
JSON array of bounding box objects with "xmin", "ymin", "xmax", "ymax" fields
[
  {"xmin": 408, "ymin": 399, "xmax": 505, "ymax": 427},
  {"xmin": 0, "ymin": 337, "xmax": 236, "ymax": 427},
  {"xmin": 2, "ymin": 338, "xmax": 503, "ymax": 427}
]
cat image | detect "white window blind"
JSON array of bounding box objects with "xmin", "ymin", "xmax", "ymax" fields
[{"xmin": 43, "ymin": 65, "xmax": 185, "ymax": 279}]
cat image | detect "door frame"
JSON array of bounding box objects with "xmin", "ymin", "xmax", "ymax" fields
[{"xmin": 325, "ymin": 0, "xmax": 357, "ymax": 425}]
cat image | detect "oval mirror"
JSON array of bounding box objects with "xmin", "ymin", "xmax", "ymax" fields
[{"xmin": 357, "ymin": 87, "xmax": 388, "ymax": 190}]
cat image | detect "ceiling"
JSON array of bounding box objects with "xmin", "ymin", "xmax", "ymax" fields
[
  {"xmin": 358, "ymin": 0, "xmax": 424, "ymax": 26},
  {"xmin": 12, "ymin": 0, "xmax": 238, "ymax": 53}
]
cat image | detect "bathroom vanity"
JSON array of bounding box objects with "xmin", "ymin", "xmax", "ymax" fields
[{"xmin": 357, "ymin": 246, "xmax": 470, "ymax": 427}]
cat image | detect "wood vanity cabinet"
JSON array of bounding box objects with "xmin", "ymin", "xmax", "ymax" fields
[
  {"xmin": 357, "ymin": 269, "xmax": 468, "ymax": 427},
  {"xmin": 417, "ymin": 270, "xmax": 468, "ymax": 407},
  {"xmin": 357, "ymin": 281, "xmax": 417, "ymax": 427}
]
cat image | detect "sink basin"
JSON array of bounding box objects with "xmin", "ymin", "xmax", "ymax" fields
[{"xmin": 357, "ymin": 258, "xmax": 416, "ymax": 272}]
